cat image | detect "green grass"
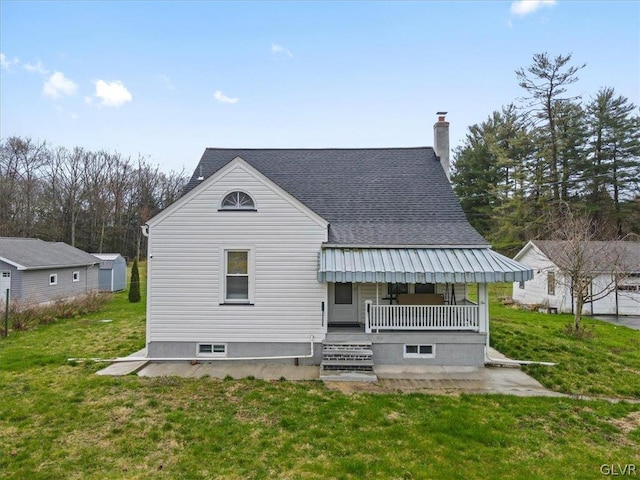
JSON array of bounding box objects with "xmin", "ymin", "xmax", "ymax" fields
[
  {"xmin": 487, "ymin": 284, "xmax": 640, "ymax": 399},
  {"xmin": 1, "ymin": 275, "xmax": 639, "ymax": 479}
]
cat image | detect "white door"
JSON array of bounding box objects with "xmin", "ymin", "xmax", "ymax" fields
[
  {"xmin": 329, "ymin": 282, "xmax": 358, "ymax": 325},
  {"xmin": 1, "ymin": 271, "xmax": 10, "ymax": 302}
]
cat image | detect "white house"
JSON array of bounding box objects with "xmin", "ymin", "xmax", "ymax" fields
[
  {"xmin": 143, "ymin": 115, "xmax": 532, "ymax": 376},
  {"xmin": 512, "ymin": 240, "xmax": 640, "ymax": 316}
]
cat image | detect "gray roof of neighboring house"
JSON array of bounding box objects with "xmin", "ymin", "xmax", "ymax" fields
[
  {"xmin": 0, "ymin": 237, "xmax": 99, "ymax": 270},
  {"xmin": 531, "ymin": 240, "xmax": 640, "ymax": 273},
  {"xmin": 184, "ymin": 148, "xmax": 488, "ymax": 247},
  {"xmin": 91, "ymin": 253, "xmax": 125, "ymax": 270}
]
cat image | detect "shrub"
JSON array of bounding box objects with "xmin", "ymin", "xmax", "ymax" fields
[
  {"xmin": 129, "ymin": 258, "xmax": 141, "ymax": 303},
  {"xmin": 1, "ymin": 291, "xmax": 111, "ymax": 335}
]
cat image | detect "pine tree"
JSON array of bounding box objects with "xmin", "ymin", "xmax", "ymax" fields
[
  {"xmin": 516, "ymin": 52, "xmax": 585, "ymax": 204},
  {"xmin": 128, "ymin": 257, "xmax": 141, "ymax": 303},
  {"xmin": 584, "ymin": 87, "xmax": 640, "ymax": 234}
]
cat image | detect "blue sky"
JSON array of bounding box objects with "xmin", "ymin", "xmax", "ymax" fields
[{"xmin": 1, "ymin": 1, "xmax": 639, "ymax": 173}]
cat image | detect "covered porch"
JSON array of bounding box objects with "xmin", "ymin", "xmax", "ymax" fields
[{"xmin": 319, "ymin": 247, "xmax": 533, "ymax": 337}]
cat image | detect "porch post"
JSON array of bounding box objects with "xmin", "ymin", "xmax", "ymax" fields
[
  {"xmin": 365, "ymin": 300, "xmax": 372, "ymax": 333},
  {"xmin": 478, "ymin": 283, "xmax": 490, "ymax": 347}
]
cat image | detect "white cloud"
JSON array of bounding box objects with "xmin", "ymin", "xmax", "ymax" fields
[
  {"xmin": 154, "ymin": 73, "xmax": 174, "ymax": 90},
  {"xmin": 0, "ymin": 53, "xmax": 9, "ymax": 70},
  {"xmin": 271, "ymin": 43, "xmax": 293, "ymax": 58},
  {"xmin": 23, "ymin": 60, "xmax": 49, "ymax": 75},
  {"xmin": 214, "ymin": 90, "xmax": 239, "ymax": 104},
  {"xmin": 1, "ymin": 52, "xmax": 19, "ymax": 70},
  {"xmin": 42, "ymin": 71, "xmax": 78, "ymax": 98},
  {"xmin": 92, "ymin": 79, "xmax": 132, "ymax": 107},
  {"xmin": 510, "ymin": 0, "xmax": 556, "ymax": 17}
]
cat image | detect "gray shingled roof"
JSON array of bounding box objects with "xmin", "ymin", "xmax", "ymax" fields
[
  {"xmin": 532, "ymin": 240, "xmax": 640, "ymax": 273},
  {"xmin": 184, "ymin": 148, "xmax": 488, "ymax": 247},
  {"xmin": 0, "ymin": 237, "xmax": 99, "ymax": 270}
]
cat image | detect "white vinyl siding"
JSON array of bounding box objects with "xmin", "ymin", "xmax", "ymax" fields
[
  {"xmin": 147, "ymin": 161, "xmax": 328, "ymax": 343},
  {"xmin": 512, "ymin": 246, "xmax": 570, "ymax": 312}
]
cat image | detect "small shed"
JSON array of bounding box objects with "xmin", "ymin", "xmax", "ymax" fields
[{"xmin": 92, "ymin": 254, "xmax": 127, "ymax": 292}]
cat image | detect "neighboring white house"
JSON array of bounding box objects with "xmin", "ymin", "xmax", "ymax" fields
[
  {"xmin": 512, "ymin": 240, "xmax": 640, "ymax": 316},
  {"xmin": 143, "ymin": 115, "xmax": 533, "ymax": 376}
]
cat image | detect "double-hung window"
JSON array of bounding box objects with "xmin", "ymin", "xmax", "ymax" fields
[{"xmin": 225, "ymin": 250, "xmax": 249, "ymax": 302}]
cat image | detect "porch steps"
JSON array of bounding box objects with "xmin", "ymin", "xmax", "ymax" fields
[{"xmin": 320, "ymin": 341, "xmax": 378, "ymax": 382}]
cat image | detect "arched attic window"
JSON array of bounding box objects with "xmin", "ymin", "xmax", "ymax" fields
[{"xmin": 220, "ymin": 191, "xmax": 256, "ymax": 211}]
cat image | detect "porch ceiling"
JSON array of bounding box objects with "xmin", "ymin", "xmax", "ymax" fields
[{"xmin": 318, "ymin": 248, "xmax": 533, "ymax": 284}]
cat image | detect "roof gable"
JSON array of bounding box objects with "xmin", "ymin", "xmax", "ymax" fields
[
  {"xmin": 0, "ymin": 237, "xmax": 99, "ymax": 270},
  {"xmin": 148, "ymin": 156, "xmax": 329, "ymax": 229},
  {"xmin": 182, "ymin": 148, "xmax": 487, "ymax": 247}
]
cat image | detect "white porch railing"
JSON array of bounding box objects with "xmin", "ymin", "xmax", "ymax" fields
[{"xmin": 365, "ymin": 300, "xmax": 480, "ymax": 333}]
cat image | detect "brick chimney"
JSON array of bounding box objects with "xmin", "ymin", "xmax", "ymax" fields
[{"xmin": 434, "ymin": 112, "xmax": 450, "ymax": 180}]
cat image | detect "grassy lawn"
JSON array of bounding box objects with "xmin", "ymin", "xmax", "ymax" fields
[
  {"xmin": 487, "ymin": 284, "xmax": 640, "ymax": 399},
  {"xmin": 490, "ymin": 302, "xmax": 640, "ymax": 399},
  {"xmin": 1, "ymin": 274, "xmax": 639, "ymax": 479}
]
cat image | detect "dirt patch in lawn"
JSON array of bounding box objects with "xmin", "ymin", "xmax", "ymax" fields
[{"xmin": 609, "ymin": 411, "xmax": 640, "ymax": 434}]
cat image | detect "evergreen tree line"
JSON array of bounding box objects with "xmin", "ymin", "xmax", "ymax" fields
[
  {"xmin": 0, "ymin": 136, "xmax": 188, "ymax": 259},
  {"xmin": 452, "ymin": 53, "xmax": 640, "ymax": 255}
]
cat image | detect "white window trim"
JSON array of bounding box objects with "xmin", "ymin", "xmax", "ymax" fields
[
  {"xmin": 72, "ymin": 271, "xmax": 80, "ymax": 282},
  {"xmin": 403, "ymin": 344, "xmax": 436, "ymax": 359},
  {"xmin": 220, "ymin": 247, "xmax": 255, "ymax": 305},
  {"xmin": 49, "ymin": 273, "xmax": 58, "ymax": 286},
  {"xmin": 197, "ymin": 343, "xmax": 227, "ymax": 357},
  {"xmin": 219, "ymin": 190, "xmax": 257, "ymax": 211}
]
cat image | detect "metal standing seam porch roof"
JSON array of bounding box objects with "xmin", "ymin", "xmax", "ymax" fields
[{"xmin": 318, "ymin": 248, "xmax": 534, "ymax": 284}]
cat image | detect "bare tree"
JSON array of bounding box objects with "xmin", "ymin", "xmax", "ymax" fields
[
  {"xmin": 0, "ymin": 137, "xmax": 49, "ymax": 236},
  {"xmin": 0, "ymin": 136, "xmax": 188, "ymax": 257},
  {"xmin": 541, "ymin": 204, "xmax": 636, "ymax": 334}
]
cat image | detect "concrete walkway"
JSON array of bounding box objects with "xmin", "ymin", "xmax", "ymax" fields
[
  {"xmin": 97, "ymin": 347, "xmax": 563, "ymax": 397},
  {"xmin": 95, "ymin": 348, "xmax": 148, "ymax": 376}
]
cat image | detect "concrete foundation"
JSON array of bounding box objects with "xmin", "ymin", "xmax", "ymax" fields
[{"xmin": 148, "ymin": 331, "xmax": 486, "ymax": 367}]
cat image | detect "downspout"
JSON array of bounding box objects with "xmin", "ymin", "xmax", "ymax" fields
[
  {"xmin": 483, "ymin": 278, "xmax": 555, "ymax": 367},
  {"xmin": 484, "ymin": 349, "xmax": 556, "ymax": 367},
  {"xmin": 69, "ymin": 335, "xmax": 316, "ymax": 363},
  {"xmin": 615, "ymin": 275, "xmax": 619, "ymax": 316}
]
